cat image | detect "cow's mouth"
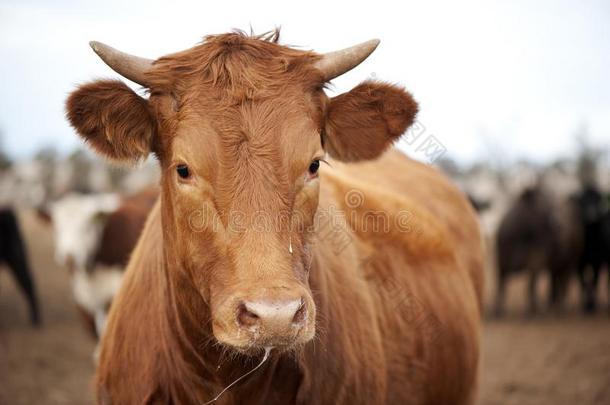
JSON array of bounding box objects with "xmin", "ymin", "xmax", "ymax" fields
[{"xmin": 212, "ymin": 320, "xmax": 315, "ymax": 354}]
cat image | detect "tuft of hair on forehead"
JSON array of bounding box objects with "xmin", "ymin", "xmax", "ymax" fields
[{"xmin": 145, "ymin": 28, "xmax": 324, "ymax": 103}]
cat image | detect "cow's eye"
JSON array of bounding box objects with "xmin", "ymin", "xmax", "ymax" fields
[
  {"xmin": 308, "ymin": 159, "xmax": 320, "ymax": 176},
  {"xmin": 176, "ymin": 164, "xmax": 190, "ymax": 179}
]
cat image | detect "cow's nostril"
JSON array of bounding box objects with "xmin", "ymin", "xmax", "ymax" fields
[
  {"xmin": 237, "ymin": 302, "xmax": 260, "ymax": 327},
  {"xmin": 292, "ymin": 300, "xmax": 307, "ymax": 325}
]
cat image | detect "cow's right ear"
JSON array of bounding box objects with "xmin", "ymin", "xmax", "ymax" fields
[{"xmin": 66, "ymin": 80, "xmax": 155, "ymax": 163}]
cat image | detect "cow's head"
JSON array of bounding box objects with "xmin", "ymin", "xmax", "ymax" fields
[{"xmin": 66, "ymin": 31, "xmax": 417, "ymax": 353}]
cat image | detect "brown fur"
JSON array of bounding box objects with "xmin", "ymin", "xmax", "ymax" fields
[
  {"xmin": 66, "ymin": 80, "xmax": 156, "ymax": 163},
  {"xmin": 66, "ymin": 30, "xmax": 483, "ymax": 404},
  {"xmin": 324, "ymin": 81, "xmax": 419, "ymax": 161},
  {"xmin": 95, "ymin": 188, "xmax": 158, "ymax": 266}
]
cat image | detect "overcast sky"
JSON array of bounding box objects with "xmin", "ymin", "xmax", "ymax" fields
[{"xmin": 1, "ymin": 0, "xmax": 609, "ymax": 164}]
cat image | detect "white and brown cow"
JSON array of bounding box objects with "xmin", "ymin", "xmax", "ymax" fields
[{"xmin": 46, "ymin": 188, "xmax": 157, "ymax": 338}]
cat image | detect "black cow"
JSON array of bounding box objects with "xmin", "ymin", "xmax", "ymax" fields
[
  {"xmin": 494, "ymin": 186, "xmax": 582, "ymax": 316},
  {"xmin": 0, "ymin": 208, "xmax": 40, "ymax": 325},
  {"xmin": 575, "ymin": 185, "xmax": 610, "ymax": 313}
]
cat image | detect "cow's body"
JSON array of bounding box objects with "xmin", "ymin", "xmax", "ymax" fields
[
  {"xmin": 494, "ymin": 186, "xmax": 582, "ymax": 315},
  {"xmin": 0, "ymin": 208, "xmax": 40, "ymax": 325},
  {"xmin": 575, "ymin": 185, "xmax": 610, "ymax": 312},
  {"xmin": 49, "ymin": 189, "xmax": 158, "ymax": 338},
  {"xmin": 98, "ymin": 150, "xmax": 482, "ymax": 404}
]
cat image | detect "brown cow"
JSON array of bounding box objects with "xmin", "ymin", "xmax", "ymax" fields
[{"xmin": 66, "ymin": 30, "xmax": 483, "ymax": 404}]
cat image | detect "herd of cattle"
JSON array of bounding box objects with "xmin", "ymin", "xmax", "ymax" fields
[{"xmin": 453, "ymin": 159, "xmax": 610, "ymax": 315}]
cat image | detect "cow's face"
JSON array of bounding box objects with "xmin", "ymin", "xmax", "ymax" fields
[
  {"xmin": 49, "ymin": 193, "xmax": 119, "ymax": 272},
  {"xmin": 66, "ymin": 32, "xmax": 417, "ymax": 353},
  {"xmin": 152, "ymin": 82, "xmax": 325, "ymax": 351}
]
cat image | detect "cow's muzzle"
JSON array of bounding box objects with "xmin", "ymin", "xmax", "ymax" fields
[{"xmin": 213, "ymin": 286, "xmax": 315, "ymax": 351}]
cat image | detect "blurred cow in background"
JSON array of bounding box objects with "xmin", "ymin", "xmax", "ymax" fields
[
  {"xmin": 575, "ymin": 185, "xmax": 610, "ymax": 313},
  {"xmin": 43, "ymin": 188, "xmax": 157, "ymax": 339},
  {"xmin": 447, "ymin": 156, "xmax": 585, "ymax": 317},
  {"xmin": 0, "ymin": 208, "xmax": 40, "ymax": 325},
  {"xmin": 494, "ymin": 183, "xmax": 582, "ymax": 316}
]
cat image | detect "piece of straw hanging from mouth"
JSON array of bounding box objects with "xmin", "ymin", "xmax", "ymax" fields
[{"xmin": 202, "ymin": 347, "xmax": 272, "ymax": 405}]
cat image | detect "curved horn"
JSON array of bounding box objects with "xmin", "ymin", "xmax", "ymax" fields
[
  {"xmin": 314, "ymin": 39, "xmax": 380, "ymax": 81},
  {"xmin": 89, "ymin": 41, "xmax": 153, "ymax": 86}
]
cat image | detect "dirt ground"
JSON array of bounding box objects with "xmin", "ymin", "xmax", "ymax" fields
[{"xmin": 0, "ymin": 211, "xmax": 609, "ymax": 404}]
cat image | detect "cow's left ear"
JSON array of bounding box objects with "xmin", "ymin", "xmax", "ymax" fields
[
  {"xmin": 323, "ymin": 81, "xmax": 418, "ymax": 162},
  {"xmin": 66, "ymin": 80, "xmax": 155, "ymax": 164}
]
